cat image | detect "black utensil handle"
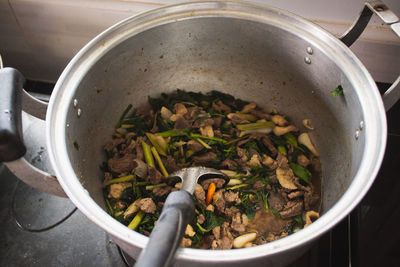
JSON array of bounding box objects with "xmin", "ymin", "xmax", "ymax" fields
[
  {"xmin": 135, "ymin": 190, "xmax": 195, "ymax": 267},
  {"xmin": 0, "ymin": 68, "xmax": 26, "ymax": 162}
]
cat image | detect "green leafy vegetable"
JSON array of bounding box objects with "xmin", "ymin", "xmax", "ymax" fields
[
  {"xmin": 289, "ymin": 162, "xmax": 312, "ymax": 183},
  {"xmin": 330, "ymin": 85, "xmax": 344, "ymax": 97},
  {"xmin": 73, "ymin": 140, "xmax": 80, "ymax": 150},
  {"xmin": 197, "ymin": 211, "xmax": 225, "ymax": 233},
  {"xmin": 115, "ymin": 104, "xmax": 133, "ymax": 128}
]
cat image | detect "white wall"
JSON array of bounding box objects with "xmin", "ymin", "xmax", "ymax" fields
[{"xmin": 1, "ymin": 0, "xmax": 399, "ymax": 83}]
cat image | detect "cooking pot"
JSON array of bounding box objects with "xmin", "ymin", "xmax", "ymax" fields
[{"xmin": 1, "ymin": 1, "xmax": 399, "ymax": 266}]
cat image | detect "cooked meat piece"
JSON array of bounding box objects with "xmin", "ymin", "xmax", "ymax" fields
[
  {"xmin": 157, "ymin": 202, "xmax": 164, "ymax": 208},
  {"xmin": 134, "ymin": 137, "xmax": 144, "ymax": 161},
  {"xmin": 108, "ymin": 182, "xmax": 131, "ymax": 199},
  {"xmin": 146, "ymin": 166, "xmax": 163, "ymax": 185},
  {"xmin": 125, "ymin": 132, "xmax": 136, "ymax": 145},
  {"xmin": 279, "ymin": 200, "xmax": 303, "ymax": 219},
  {"xmin": 213, "ymin": 190, "xmax": 226, "ymax": 213},
  {"xmin": 212, "ymin": 117, "xmax": 222, "ymax": 127},
  {"xmin": 266, "ymin": 232, "xmax": 288, "ymax": 242},
  {"xmin": 194, "ymin": 184, "xmax": 206, "ymax": 205},
  {"xmin": 248, "ymin": 109, "xmax": 272, "ymax": 120},
  {"xmin": 236, "ymin": 147, "xmax": 248, "ymax": 162},
  {"xmin": 200, "ymin": 125, "xmax": 214, "ymax": 138},
  {"xmin": 192, "ymin": 152, "xmax": 217, "ymax": 164},
  {"xmin": 223, "ymin": 191, "xmax": 239, "ymax": 203},
  {"xmin": 248, "ymin": 154, "xmax": 262, "ymax": 167},
  {"xmin": 219, "ymin": 159, "xmax": 238, "ymax": 170},
  {"xmin": 185, "ymin": 224, "xmax": 196, "ymax": 237},
  {"xmin": 277, "ymin": 188, "xmax": 289, "ymax": 202},
  {"xmin": 212, "ymin": 222, "xmax": 234, "ymax": 249},
  {"xmin": 276, "ymin": 167, "xmax": 297, "ymax": 190},
  {"xmin": 255, "ymin": 236, "xmax": 267, "ymax": 245},
  {"xmin": 212, "ymin": 226, "xmax": 221, "ymax": 239},
  {"xmin": 206, "ymin": 204, "xmax": 215, "ymax": 212},
  {"xmin": 108, "ymin": 153, "xmax": 135, "ymax": 174},
  {"xmin": 187, "ymin": 106, "xmax": 205, "ymax": 119},
  {"xmin": 197, "ymin": 214, "xmax": 205, "ymax": 224},
  {"xmin": 213, "ymin": 129, "xmax": 222, "ymax": 138},
  {"xmin": 174, "ymin": 103, "xmax": 188, "ymax": 116},
  {"xmin": 132, "ymin": 159, "xmax": 148, "ymax": 178},
  {"xmin": 303, "ymin": 210, "xmax": 320, "ymax": 227},
  {"xmin": 229, "ymin": 115, "xmax": 250, "ymax": 125},
  {"xmin": 212, "ymin": 100, "xmax": 231, "ymax": 114},
  {"xmin": 153, "ymin": 186, "xmax": 172, "ymax": 197},
  {"xmin": 181, "ymin": 237, "xmax": 192, "ymax": 247},
  {"xmin": 288, "ymin": 191, "xmax": 304, "ymax": 199},
  {"xmin": 268, "ymin": 192, "xmax": 286, "ymax": 212},
  {"xmin": 262, "ymin": 155, "xmax": 278, "ymax": 169},
  {"xmin": 273, "ymin": 125, "xmax": 298, "ymax": 136},
  {"xmin": 241, "ymin": 102, "xmax": 257, "ymax": 113},
  {"xmin": 261, "ymin": 136, "xmax": 277, "ymax": 156},
  {"xmin": 164, "ymin": 156, "xmax": 177, "ymax": 173},
  {"xmin": 115, "ymin": 201, "xmax": 126, "ymax": 210},
  {"xmin": 304, "ymin": 191, "xmax": 320, "ymax": 210},
  {"xmin": 276, "ymin": 153, "xmax": 289, "ymax": 168},
  {"xmin": 297, "ymin": 154, "xmax": 310, "ymax": 167},
  {"xmin": 174, "ymin": 115, "xmax": 191, "ymax": 129},
  {"xmin": 311, "ymin": 157, "xmax": 322, "ymax": 173},
  {"xmin": 199, "ymin": 118, "xmax": 214, "ymax": 127},
  {"xmin": 201, "ymin": 178, "xmax": 226, "ymax": 190},
  {"xmin": 104, "ymin": 138, "xmax": 124, "ymax": 152},
  {"xmin": 224, "ymin": 206, "xmax": 240, "ymax": 218},
  {"xmin": 135, "ymin": 198, "xmax": 156, "ymax": 214},
  {"xmin": 253, "ymin": 180, "xmax": 265, "ymax": 190},
  {"xmin": 231, "ymin": 212, "xmax": 246, "ymax": 233},
  {"xmin": 187, "ymin": 140, "xmax": 204, "ymax": 152}
]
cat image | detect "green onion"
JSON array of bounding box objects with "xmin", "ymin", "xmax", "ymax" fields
[
  {"xmin": 128, "ymin": 210, "xmax": 145, "ymax": 230},
  {"xmin": 237, "ymin": 121, "xmax": 275, "ymax": 131},
  {"xmin": 145, "ymin": 183, "xmax": 167, "ymax": 190},
  {"xmin": 151, "ymin": 146, "xmax": 169, "ymax": 177},
  {"xmin": 121, "ymin": 124, "xmax": 135, "ymax": 129},
  {"xmin": 146, "ymin": 133, "xmax": 168, "ymax": 156},
  {"xmin": 156, "ymin": 129, "xmax": 187, "ymax": 137},
  {"xmin": 277, "ymin": 145, "xmax": 287, "ymax": 156},
  {"xmin": 330, "ymin": 85, "xmax": 344, "ymax": 97},
  {"xmin": 105, "ymin": 198, "xmax": 114, "ymax": 216},
  {"xmin": 225, "ymin": 184, "xmax": 249, "ymax": 190},
  {"xmin": 196, "ymin": 223, "xmax": 211, "ymax": 233},
  {"xmin": 103, "ymin": 174, "xmax": 134, "ymax": 186},
  {"xmin": 195, "ymin": 138, "xmax": 211, "ymax": 149},
  {"xmin": 141, "ymin": 141, "xmax": 155, "ymax": 167},
  {"xmin": 115, "ymin": 104, "xmax": 133, "ymax": 128},
  {"xmin": 284, "ymin": 133, "xmax": 298, "ymax": 148},
  {"xmin": 227, "ymin": 112, "xmax": 257, "ymax": 122},
  {"xmin": 190, "ymin": 133, "xmax": 227, "ymax": 144}
]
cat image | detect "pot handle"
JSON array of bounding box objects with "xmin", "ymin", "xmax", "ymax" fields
[
  {"xmin": 339, "ymin": 1, "xmax": 400, "ymax": 111},
  {"xmin": 0, "ymin": 66, "xmax": 66, "ymax": 197}
]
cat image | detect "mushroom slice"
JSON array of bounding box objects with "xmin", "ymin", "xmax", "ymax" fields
[
  {"xmin": 302, "ymin": 119, "xmax": 314, "ymax": 130},
  {"xmin": 276, "ymin": 167, "xmax": 297, "ymax": 190},
  {"xmin": 271, "ymin": 115, "xmax": 288, "ymax": 126},
  {"xmin": 160, "ymin": 106, "xmax": 173, "ymax": 121},
  {"xmin": 241, "ymin": 102, "xmax": 257, "ymax": 113},
  {"xmin": 298, "ymin": 133, "xmax": 319, "ymax": 156},
  {"xmin": 200, "ymin": 125, "xmax": 214, "ymax": 138},
  {"xmin": 273, "ymin": 125, "xmax": 298, "ymax": 136},
  {"xmin": 303, "ymin": 210, "xmax": 320, "ymax": 227}
]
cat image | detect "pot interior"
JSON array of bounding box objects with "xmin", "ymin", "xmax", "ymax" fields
[{"xmin": 65, "ymin": 15, "xmax": 364, "ymax": 240}]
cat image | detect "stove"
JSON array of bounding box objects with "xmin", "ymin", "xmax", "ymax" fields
[{"xmin": 0, "ymin": 81, "xmax": 399, "ymax": 267}]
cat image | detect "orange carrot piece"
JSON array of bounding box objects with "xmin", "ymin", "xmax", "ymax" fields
[{"xmin": 206, "ymin": 182, "xmax": 216, "ymax": 205}]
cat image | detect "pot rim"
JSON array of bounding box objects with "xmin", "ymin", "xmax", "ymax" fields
[{"xmin": 46, "ymin": 1, "xmax": 387, "ymax": 263}]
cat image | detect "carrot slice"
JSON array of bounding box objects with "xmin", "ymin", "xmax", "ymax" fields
[{"xmin": 206, "ymin": 182, "xmax": 216, "ymax": 205}]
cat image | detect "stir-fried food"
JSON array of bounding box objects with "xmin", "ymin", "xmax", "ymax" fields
[{"xmin": 102, "ymin": 90, "xmax": 321, "ymax": 249}]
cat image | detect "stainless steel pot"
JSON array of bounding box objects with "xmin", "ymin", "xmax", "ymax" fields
[{"xmin": 1, "ymin": 1, "xmax": 399, "ymax": 266}]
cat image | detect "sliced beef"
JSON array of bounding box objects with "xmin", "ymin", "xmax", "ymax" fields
[
  {"xmin": 212, "ymin": 117, "xmax": 222, "ymax": 128},
  {"xmin": 268, "ymin": 192, "xmax": 286, "ymax": 212},
  {"xmin": 253, "ymin": 180, "xmax": 264, "ymax": 190},
  {"xmin": 231, "ymin": 212, "xmax": 246, "ymax": 233},
  {"xmin": 304, "ymin": 190, "xmax": 320, "ymax": 210},
  {"xmin": 104, "ymin": 138, "xmax": 124, "ymax": 152},
  {"xmin": 212, "ymin": 100, "xmax": 231, "ymax": 114},
  {"xmin": 194, "ymin": 184, "xmax": 206, "ymax": 205},
  {"xmin": 135, "ymin": 198, "xmax": 156, "ymax": 214},
  {"xmin": 212, "ymin": 226, "xmax": 221, "ymax": 239},
  {"xmin": 276, "ymin": 153, "xmax": 289, "ymax": 168},
  {"xmin": 201, "ymin": 178, "xmax": 226, "ymax": 190},
  {"xmin": 145, "ymin": 166, "xmax": 163, "ymax": 185},
  {"xmin": 174, "ymin": 115, "xmax": 191, "ymax": 129},
  {"xmin": 181, "ymin": 237, "xmax": 192, "ymax": 247},
  {"xmin": 174, "ymin": 103, "xmax": 188, "ymax": 116},
  {"xmin": 224, "ymin": 206, "xmax": 240, "ymax": 218},
  {"xmin": 152, "ymin": 186, "xmax": 172, "ymax": 197},
  {"xmin": 192, "ymin": 152, "xmax": 216, "ymax": 164},
  {"xmin": 108, "ymin": 153, "xmax": 135, "ymax": 174},
  {"xmin": 261, "ymin": 136, "xmax": 277, "ymax": 156},
  {"xmin": 279, "ymin": 200, "xmax": 303, "ymax": 219},
  {"xmin": 212, "ymin": 222, "xmax": 233, "ymax": 250},
  {"xmin": 187, "ymin": 140, "xmax": 204, "ymax": 152},
  {"xmin": 223, "ymin": 191, "xmax": 239, "ymax": 203},
  {"xmin": 213, "ymin": 190, "xmax": 226, "ymax": 213},
  {"xmin": 248, "ymin": 109, "xmax": 272, "ymax": 120},
  {"xmin": 219, "ymin": 159, "xmax": 238, "ymax": 170},
  {"xmin": 197, "ymin": 214, "xmax": 205, "ymax": 224},
  {"xmin": 288, "ymin": 191, "xmax": 304, "ymax": 199},
  {"xmin": 199, "ymin": 118, "xmax": 214, "ymax": 127},
  {"xmin": 229, "ymin": 115, "xmax": 250, "ymax": 125},
  {"xmin": 164, "ymin": 156, "xmax": 177, "ymax": 173}
]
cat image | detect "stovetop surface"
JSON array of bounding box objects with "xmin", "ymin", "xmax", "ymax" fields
[{"xmin": 0, "ymin": 81, "xmax": 399, "ymax": 267}]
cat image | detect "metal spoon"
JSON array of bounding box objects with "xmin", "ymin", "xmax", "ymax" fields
[{"xmin": 135, "ymin": 167, "xmax": 228, "ymax": 267}]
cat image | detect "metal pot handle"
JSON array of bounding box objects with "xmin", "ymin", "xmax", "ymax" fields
[
  {"xmin": 0, "ymin": 64, "xmax": 66, "ymax": 197},
  {"xmin": 340, "ymin": 1, "xmax": 400, "ymax": 111}
]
